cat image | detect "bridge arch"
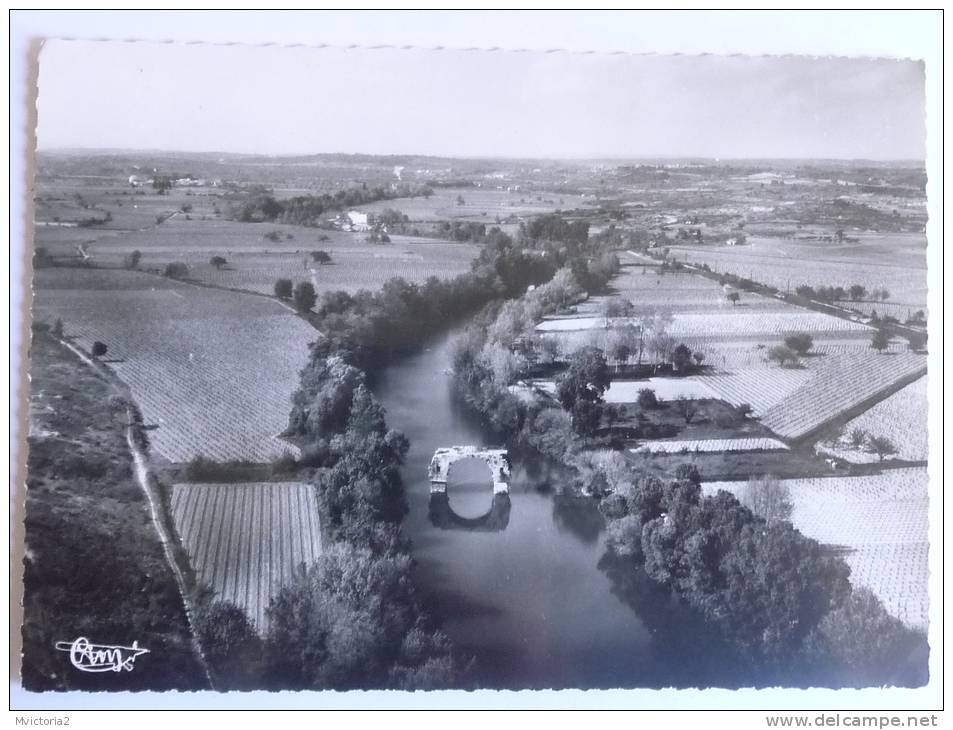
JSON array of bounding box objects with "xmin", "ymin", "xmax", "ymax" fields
[{"xmin": 428, "ymin": 446, "xmax": 510, "ymax": 495}]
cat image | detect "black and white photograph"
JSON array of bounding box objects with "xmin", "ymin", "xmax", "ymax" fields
[{"xmin": 10, "ymin": 10, "xmax": 942, "ymax": 710}]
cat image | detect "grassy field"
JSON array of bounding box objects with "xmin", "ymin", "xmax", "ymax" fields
[
  {"xmin": 35, "ymin": 187, "xmax": 481, "ymax": 297},
  {"xmin": 23, "ymin": 333, "xmax": 208, "ymax": 690},
  {"xmin": 170, "ymin": 482, "xmax": 322, "ymax": 634},
  {"xmin": 702, "ymin": 468, "xmax": 929, "ymax": 629},
  {"xmin": 191, "ymin": 239, "xmax": 478, "ymax": 296},
  {"xmin": 32, "ymin": 267, "xmax": 316, "ymax": 463},
  {"xmin": 532, "ymin": 377, "xmax": 720, "ymax": 403}
]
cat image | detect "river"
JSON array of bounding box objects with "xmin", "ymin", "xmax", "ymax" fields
[{"xmin": 371, "ymin": 330, "xmax": 729, "ymax": 690}]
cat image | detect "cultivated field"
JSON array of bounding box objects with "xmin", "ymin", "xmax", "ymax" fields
[
  {"xmin": 759, "ymin": 351, "xmax": 927, "ymax": 441},
  {"xmin": 700, "ymin": 367, "xmax": 811, "ymax": 416},
  {"xmin": 631, "ymin": 437, "xmax": 788, "ymax": 454},
  {"xmin": 32, "ymin": 268, "xmax": 315, "ymax": 463},
  {"xmin": 538, "ymin": 311, "xmax": 872, "ymax": 337},
  {"xmin": 354, "ymin": 187, "xmax": 595, "ymax": 223},
  {"xmin": 702, "ymin": 468, "xmax": 929, "ymax": 629},
  {"xmin": 668, "ymin": 234, "xmax": 929, "ymax": 310},
  {"xmin": 820, "ymin": 376, "xmax": 929, "ymax": 463},
  {"xmin": 171, "ymin": 482, "xmax": 323, "ymax": 633}
]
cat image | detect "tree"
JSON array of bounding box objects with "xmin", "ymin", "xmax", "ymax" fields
[
  {"xmin": 648, "ymin": 333, "xmax": 676, "ymax": 372},
  {"xmin": 602, "ymin": 296, "xmax": 634, "ymax": 323},
  {"xmin": 738, "ymin": 475, "xmax": 793, "ymax": 525},
  {"xmin": 293, "ymin": 281, "xmax": 317, "ymax": 312},
  {"xmin": 907, "ymin": 331, "xmax": 927, "ymax": 352},
  {"xmin": 311, "ymin": 250, "xmax": 333, "ymax": 265},
  {"xmin": 210, "ymin": 255, "xmax": 228, "ymax": 269},
  {"xmin": 671, "ymin": 343, "xmax": 693, "ymax": 373},
  {"xmin": 91, "ymin": 341, "xmax": 107, "ymax": 357},
  {"xmin": 673, "ymin": 396, "xmax": 698, "ymax": 424},
  {"xmin": 163, "ymin": 261, "xmax": 189, "ymax": 279},
  {"xmin": 194, "ymin": 598, "xmax": 262, "ymax": 689},
  {"xmin": 124, "ymin": 249, "xmax": 142, "ymax": 269},
  {"xmin": 637, "ymin": 388, "xmax": 658, "ymax": 410},
  {"xmin": 152, "ymin": 176, "xmax": 172, "ymax": 193},
  {"xmin": 794, "ymin": 285, "xmax": 815, "ymax": 299},
  {"xmin": 849, "ymin": 284, "xmax": 867, "ymax": 301},
  {"xmin": 692, "ymin": 351, "xmax": 706, "ymax": 368},
  {"xmin": 727, "ymin": 292, "xmax": 740, "ymax": 306},
  {"xmin": 274, "ymin": 278, "xmax": 293, "ymax": 299},
  {"xmin": 456, "ymin": 195, "xmax": 466, "ymax": 206},
  {"xmin": 870, "ymin": 329, "xmax": 891, "ymax": 353},
  {"xmin": 802, "ymin": 587, "xmax": 927, "ymax": 688},
  {"xmin": 877, "ymin": 288, "xmax": 891, "ymax": 302},
  {"xmin": 767, "ymin": 344, "xmax": 798, "ymax": 368},
  {"xmin": 849, "ymin": 428, "xmax": 867, "ymax": 448},
  {"xmin": 866, "ymin": 435, "xmax": 898, "ymax": 462},
  {"xmin": 608, "ymin": 335, "xmax": 633, "ymax": 371},
  {"xmin": 556, "ymin": 346, "xmax": 611, "ymax": 436},
  {"xmin": 537, "ymin": 336, "xmax": 561, "ymax": 365},
  {"xmin": 264, "ymin": 543, "xmax": 458, "ymax": 690},
  {"xmin": 784, "ymin": 332, "xmax": 814, "ymax": 356}
]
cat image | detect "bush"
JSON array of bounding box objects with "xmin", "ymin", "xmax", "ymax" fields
[
  {"xmin": 91, "ymin": 341, "xmax": 107, "ymax": 357},
  {"xmin": 310, "ymin": 250, "xmax": 332, "ymax": 265},
  {"xmin": 210, "ymin": 255, "xmax": 228, "ymax": 269},
  {"xmin": 274, "ymin": 278, "xmax": 293, "ymax": 299}
]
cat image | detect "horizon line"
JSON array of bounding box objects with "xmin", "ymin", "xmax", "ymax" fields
[{"xmin": 34, "ymin": 146, "xmax": 927, "ymax": 165}]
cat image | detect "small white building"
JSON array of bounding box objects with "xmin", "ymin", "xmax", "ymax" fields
[{"xmin": 345, "ymin": 211, "xmax": 370, "ymax": 232}]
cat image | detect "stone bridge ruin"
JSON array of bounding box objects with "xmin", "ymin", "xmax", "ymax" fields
[{"xmin": 428, "ymin": 446, "xmax": 510, "ymax": 495}]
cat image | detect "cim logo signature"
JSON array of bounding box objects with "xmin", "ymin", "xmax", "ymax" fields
[{"xmin": 54, "ymin": 637, "xmax": 150, "ymax": 673}]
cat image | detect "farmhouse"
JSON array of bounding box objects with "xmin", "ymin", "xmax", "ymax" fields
[{"xmin": 341, "ymin": 210, "xmax": 370, "ymax": 232}]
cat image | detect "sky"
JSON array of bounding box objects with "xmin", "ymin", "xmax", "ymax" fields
[{"xmin": 35, "ymin": 39, "xmax": 926, "ymax": 160}]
